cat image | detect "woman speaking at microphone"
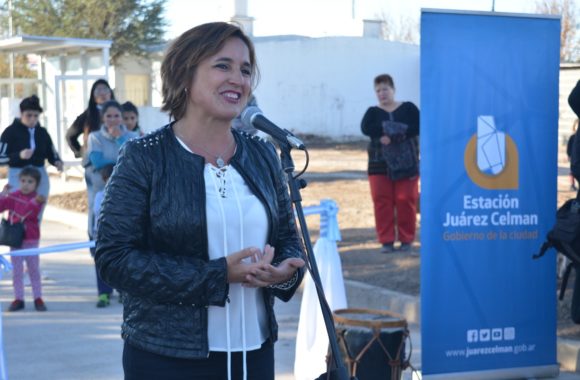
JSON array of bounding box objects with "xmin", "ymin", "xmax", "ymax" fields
[{"xmin": 95, "ymin": 22, "xmax": 305, "ymax": 380}]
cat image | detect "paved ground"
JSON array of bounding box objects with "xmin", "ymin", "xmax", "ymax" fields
[
  {"xmin": 0, "ymin": 217, "xmax": 575, "ymax": 379},
  {"xmin": 0, "ymin": 216, "xmax": 424, "ymax": 380},
  {"xmin": 0, "ymin": 175, "xmax": 577, "ymax": 379},
  {"xmin": 0, "ymin": 219, "xmax": 304, "ymax": 380}
]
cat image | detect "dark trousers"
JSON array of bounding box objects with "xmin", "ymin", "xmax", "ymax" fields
[
  {"xmin": 91, "ymin": 246, "xmax": 112, "ymax": 296},
  {"xmin": 123, "ymin": 339, "xmax": 274, "ymax": 380},
  {"xmin": 94, "ymin": 261, "xmax": 113, "ymax": 295}
]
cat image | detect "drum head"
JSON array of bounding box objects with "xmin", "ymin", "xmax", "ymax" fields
[{"xmin": 333, "ymin": 308, "xmax": 408, "ymax": 329}]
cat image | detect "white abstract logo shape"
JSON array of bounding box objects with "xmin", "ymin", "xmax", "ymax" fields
[{"xmin": 477, "ymin": 116, "xmax": 506, "ymax": 175}]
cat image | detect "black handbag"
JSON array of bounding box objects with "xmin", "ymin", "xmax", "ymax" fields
[
  {"xmin": 381, "ymin": 113, "xmax": 419, "ymax": 180},
  {"xmin": 0, "ymin": 214, "xmax": 27, "ymax": 248}
]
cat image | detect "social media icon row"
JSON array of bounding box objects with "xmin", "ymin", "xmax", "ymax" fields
[{"xmin": 467, "ymin": 327, "xmax": 515, "ymax": 342}]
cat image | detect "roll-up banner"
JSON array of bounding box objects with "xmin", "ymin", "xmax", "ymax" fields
[{"xmin": 420, "ymin": 10, "xmax": 560, "ymax": 379}]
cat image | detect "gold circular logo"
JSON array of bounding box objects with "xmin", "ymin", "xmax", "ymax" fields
[{"xmin": 464, "ymin": 134, "xmax": 519, "ymax": 189}]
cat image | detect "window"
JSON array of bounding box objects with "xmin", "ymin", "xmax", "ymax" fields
[{"xmin": 124, "ymin": 75, "xmax": 149, "ymax": 106}]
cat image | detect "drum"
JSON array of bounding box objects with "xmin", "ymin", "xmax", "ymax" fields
[{"xmin": 330, "ymin": 308, "xmax": 409, "ymax": 380}]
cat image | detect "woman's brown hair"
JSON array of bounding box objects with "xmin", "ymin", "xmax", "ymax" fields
[
  {"xmin": 374, "ymin": 74, "xmax": 395, "ymax": 89},
  {"xmin": 161, "ymin": 22, "xmax": 259, "ymax": 121}
]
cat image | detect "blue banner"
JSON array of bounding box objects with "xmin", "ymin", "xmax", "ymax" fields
[{"xmin": 420, "ymin": 10, "xmax": 560, "ymax": 378}]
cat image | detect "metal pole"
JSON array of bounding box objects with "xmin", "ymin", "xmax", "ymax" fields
[
  {"xmin": 492, "ymin": 0, "xmax": 496, "ymax": 12},
  {"xmin": 8, "ymin": 0, "xmax": 14, "ymax": 99},
  {"xmin": 7, "ymin": 0, "xmax": 12, "ymax": 35}
]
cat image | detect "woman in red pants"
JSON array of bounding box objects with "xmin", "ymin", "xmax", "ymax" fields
[{"xmin": 361, "ymin": 74, "xmax": 420, "ymax": 253}]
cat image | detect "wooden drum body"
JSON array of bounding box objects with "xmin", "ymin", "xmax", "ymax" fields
[{"xmin": 331, "ymin": 308, "xmax": 410, "ymax": 380}]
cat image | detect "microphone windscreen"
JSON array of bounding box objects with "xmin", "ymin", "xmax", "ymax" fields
[{"xmin": 241, "ymin": 106, "xmax": 263, "ymax": 128}]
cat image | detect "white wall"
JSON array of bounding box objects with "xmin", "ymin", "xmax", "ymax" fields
[
  {"xmin": 138, "ymin": 36, "xmax": 420, "ymax": 141},
  {"xmin": 252, "ymin": 36, "xmax": 420, "ymax": 140},
  {"xmin": 138, "ymin": 106, "xmax": 170, "ymax": 133}
]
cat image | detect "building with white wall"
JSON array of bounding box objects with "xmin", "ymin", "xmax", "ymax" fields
[
  {"xmin": 252, "ymin": 35, "xmax": 419, "ymax": 140},
  {"xmin": 134, "ymin": 32, "xmax": 420, "ymax": 141}
]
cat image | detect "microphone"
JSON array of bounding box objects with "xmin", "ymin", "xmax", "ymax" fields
[{"xmin": 241, "ymin": 106, "xmax": 305, "ymax": 150}]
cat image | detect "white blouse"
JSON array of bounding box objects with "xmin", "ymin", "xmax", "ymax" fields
[{"xmin": 175, "ymin": 136, "xmax": 269, "ymax": 352}]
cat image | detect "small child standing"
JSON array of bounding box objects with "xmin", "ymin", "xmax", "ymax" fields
[
  {"xmin": 92, "ymin": 164, "xmax": 115, "ymax": 307},
  {"xmin": 121, "ymin": 101, "xmax": 143, "ymax": 136},
  {"xmin": 0, "ymin": 166, "xmax": 46, "ymax": 311}
]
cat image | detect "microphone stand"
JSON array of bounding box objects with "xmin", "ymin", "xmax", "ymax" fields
[{"xmin": 276, "ymin": 140, "xmax": 350, "ymax": 380}]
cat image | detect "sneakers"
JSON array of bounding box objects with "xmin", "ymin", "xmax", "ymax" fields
[
  {"xmin": 380, "ymin": 243, "xmax": 395, "ymax": 254},
  {"xmin": 8, "ymin": 299, "xmax": 24, "ymax": 312},
  {"xmin": 34, "ymin": 298, "xmax": 47, "ymax": 312},
  {"xmin": 96, "ymin": 293, "xmax": 110, "ymax": 308},
  {"xmin": 7, "ymin": 298, "xmax": 47, "ymax": 312}
]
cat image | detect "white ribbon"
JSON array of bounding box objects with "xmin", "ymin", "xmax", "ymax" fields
[
  {"xmin": 295, "ymin": 199, "xmax": 347, "ymax": 380},
  {"xmin": 303, "ymin": 199, "xmax": 341, "ymax": 242},
  {"xmin": 4, "ymin": 241, "xmax": 95, "ymax": 257}
]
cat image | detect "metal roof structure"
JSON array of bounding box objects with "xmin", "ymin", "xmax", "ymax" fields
[
  {"xmin": 0, "ymin": 34, "xmax": 112, "ymax": 167},
  {"xmin": 0, "ymin": 34, "xmax": 111, "ymax": 54}
]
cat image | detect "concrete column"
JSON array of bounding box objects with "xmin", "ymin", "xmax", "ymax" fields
[
  {"xmin": 231, "ymin": 15, "xmax": 254, "ymax": 36},
  {"xmin": 234, "ymin": 0, "xmax": 249, "ymax": 16},
  {"xmin": 232, "ymin": 0, "xmax": 254, "ymax": 36}
]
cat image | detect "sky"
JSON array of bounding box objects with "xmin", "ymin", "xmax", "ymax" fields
[{"xmin": 163, "ymin": 0, "xmax": 554, "ymax": 40}]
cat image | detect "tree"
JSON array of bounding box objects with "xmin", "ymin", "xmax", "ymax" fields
[
  {"xmin": 535, "ymin": 0, "xmax": 578, "ymax": 62},
  {"xmin": 379, "ymin": 12, "xmax": 419, "ymax": 44},
  {"xmin": 8, "ymin": 0, "xmax": 167, "ymax": 64}
]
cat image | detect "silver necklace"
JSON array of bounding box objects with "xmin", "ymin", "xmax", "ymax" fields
[
  {"xmin": 174, "ymin": 127, "xmax": 236, "ymax": 168},
  {"xmin": 179, "ymin": 134, "xmax": 235, "ymax": 168}
]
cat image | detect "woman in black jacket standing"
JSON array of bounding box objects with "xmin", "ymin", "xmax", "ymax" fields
[
  {"xmin": 95, "ymin": 22, "xmax": 305, "ymax": 380},
  {"xmin": 361, "ymin": 74, "xmax": 420, "ymax": 254},
  {"xmin": 0, "ymin": 95, "xmax": 63, "ymax": 205},
  {"xmin": 65, "ymin": 79, "xmax": 114, "ymax": 240}
]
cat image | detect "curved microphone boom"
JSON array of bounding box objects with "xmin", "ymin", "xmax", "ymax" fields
[{"xmin": 241, "ymin": 106, "xmax": 305, "ymax": 150}]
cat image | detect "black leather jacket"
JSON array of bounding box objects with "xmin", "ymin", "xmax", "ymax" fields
[{"xmin": 95, "ymin": 124, "xmax": 304, "ymax": 359}]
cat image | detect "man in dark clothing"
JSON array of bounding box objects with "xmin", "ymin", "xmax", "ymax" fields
[{"xmin": 568, "ymin": 80, "xmax": 580, "ymax": 181}]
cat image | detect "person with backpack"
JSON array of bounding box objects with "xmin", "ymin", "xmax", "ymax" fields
[
  {"xmin": 535, "ymin": 82, "xmax": 580, "ymax": 324},
  {"xmin": 562, "ymin": 80, "xmax": 580, "ymax": 323}
]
